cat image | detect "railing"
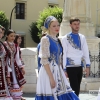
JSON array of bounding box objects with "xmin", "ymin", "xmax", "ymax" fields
[
  {"xmin": 83, "ymin": 43, "xmax": 100, "ymax": 78},
  {"xmin": 83, "ymin": 55, "xmax": 100, "ymax": 78}
]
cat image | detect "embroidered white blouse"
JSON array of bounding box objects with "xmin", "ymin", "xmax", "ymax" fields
[
  {"xmin": 39, "ymin": 35, "xmax": 58, "ymax": 65},
  {"xmin": 61, "ymin": 32, "xmax": 90, "ymax": 70}
]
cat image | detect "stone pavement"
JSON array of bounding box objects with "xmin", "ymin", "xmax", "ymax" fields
[{"xmin": 22, "ymin": 92, "xmax": 98, "ymax": 100}]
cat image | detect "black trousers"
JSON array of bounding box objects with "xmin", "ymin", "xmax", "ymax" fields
[{"xmin": 67, "ymin": 67, "xmax": 83, "ymax": 96}]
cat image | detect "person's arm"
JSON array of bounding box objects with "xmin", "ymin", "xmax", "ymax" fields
[
  {"xmin": 82, "ymin": 36, "xmax": 90, "ymax": 77},
  {"xmin": 82, "ymin": 36, "xmax": 90, "ymax": 67},
  {"xmin": 18, "ymin": 47, "xmax": 25, "ymax": 67},
  {"xmin": 40, "ymin": 36, "xmax": 56, "ymax": 88},
  {"xmin": 15, "ymin": 46, "xmax": 25, "ymax": 75}
]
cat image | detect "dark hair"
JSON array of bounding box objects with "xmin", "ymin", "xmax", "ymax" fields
[
  {"xmin": 41, "ymin": 33, "xmax": 46, "ymax": 38},
  {"xmin": 5, "ymin": 29, "xmax": 15, "ymax": 41},
  {"xmin": 14, "ymin": 34, "xmax": 21, "ymax": 44},
  {"xmin": 58, "ymin": 38, "xmax": 63, "ymax": 68},
  {"xmin": 2, "ymin": 27, "xmax": 6, "ymax": 31},
  {"xmin": 14, "ymin": 34, "xmax": 22, "ymax": 57},
  {"xmin": 0, "ymin": 27, "xmax": 2, "ymax": 31},
  {"xmin": 0, "ymin": 25, "xmax": 6, "ymax": 31},
  {"xmin": 69, "ymin": 17, "xmax": 80, "ymax": 24}
]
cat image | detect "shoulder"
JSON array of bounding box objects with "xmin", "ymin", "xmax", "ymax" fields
[
  {"xmin": 79, "ymin": 33, "xmax": 85, "ymax": 38},
  {"xmin": 79, "ymin": 33, "xmax": 86, "ymax": 39},
  {"xmin": 3, "ymin": 41, "xmax": 8, "ymax": 47},
  {"xmin": 41, "ymin": 36, "xmax": 49, "ymax": 43},
  {"xmin": 3, "ymin": 41, "xmax": 7, "ymax": 45}
]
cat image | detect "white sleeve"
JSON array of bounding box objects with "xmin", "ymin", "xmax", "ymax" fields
[
  {"xmin": 39, "ymin": 36, "xmax": 50, "ymax": 65},
  {"xmin": 82, "ymin": 36, "xmax": 90, "ymax": 67},
  {"xmin": 15, "ymin": 47, "xmax": 23, "ymax": 68},
  {"xmin": 7, "ymin": 60, "xmax": 12, "ymax": 72},
  {"xmin": 61, "ymin": 36, "xmax": 68, "ymax": 70},
  {"xmin": 6, "ymin": 57, "xmax": 12, "ymax": 77}
]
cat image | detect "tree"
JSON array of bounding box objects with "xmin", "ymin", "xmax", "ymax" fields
[
  {"xmin": 0, "ymin": 11, "xmax": 9, "ymax": 36},
  {"xmin": 29, "ymin": 6, "xmax": 63, "ymax": 43},
  {"xmin": 29, "ymin": 22, "xmax": 40, "ymax": 43}
]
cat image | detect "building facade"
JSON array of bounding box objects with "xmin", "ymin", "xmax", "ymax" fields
[{"xmin": 0, "ymin": 0, "xmax": 100, "ymax": 47}]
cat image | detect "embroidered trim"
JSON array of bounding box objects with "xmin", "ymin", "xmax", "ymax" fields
[
  {"xmin": 67, "ymin": 34, "xmax": 81, "ymax": 50},
  {"xmin": 67, "ymin": 57, "xmax": 75, "ymax": 65}
]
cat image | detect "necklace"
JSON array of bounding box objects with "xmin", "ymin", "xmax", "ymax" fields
[{"xmin": 7, "ymin": 41, "xmax": 15, "ymax": 54}]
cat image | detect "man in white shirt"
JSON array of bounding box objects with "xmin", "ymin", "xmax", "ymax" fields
[{"xmin": 61, "ymin": 17, "xmax": 90, "ymax": 96}]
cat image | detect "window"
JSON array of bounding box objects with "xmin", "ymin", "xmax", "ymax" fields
[
  {"xmin": 48, "ymin": 4, "xmax": 58, "ymax": 8},
  {"xmin": 49, "ymin": 5, "xmax": 55, "ymax": 8},
  {"xmin": 16, "ymin": 3, "xmax": 25, "ymax": 19}
]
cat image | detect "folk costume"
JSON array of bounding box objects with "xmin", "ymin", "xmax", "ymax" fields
[
  {"xmin": 62, "ymin": 32, "xmax": 90, "ymax": 96},
  {"xmin": 0, "ymin": 41, "xmax": 13, "ymax": 100},
  {"xmin": 35, "ymin": 16, "xmax": 79, "ymax": 100},
  {"xmin": 4, "ymin": 41, "xmax": 26, "ymax": 100}
]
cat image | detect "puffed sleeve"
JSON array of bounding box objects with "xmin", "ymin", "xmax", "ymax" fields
[
  {"xmin": 39, "ymin": 36, "xmax": 50, "ymax": 65},
  {"xmin": 15, "ymin": 47, "xmax": 24, "ymax": 68}
]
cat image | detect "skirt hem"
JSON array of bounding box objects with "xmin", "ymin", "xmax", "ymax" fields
[{"xmin": 35, "ymin": 92, "xmax": 79, "ymax": 100}]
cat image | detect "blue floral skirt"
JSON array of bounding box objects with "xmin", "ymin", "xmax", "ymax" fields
[{"xmin": 35, "ymin": 61, "xmax": 79, "ymax": 100}]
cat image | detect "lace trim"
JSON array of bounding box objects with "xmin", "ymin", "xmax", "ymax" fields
[
  {"xmin": 47, "ymin": 34, "xmax": 57, "ymax": 41},
  {"xmin": 41, "ymin": 58, "xmax": 49, "ymax": 65},
  {"xmin": 67, "ymin": 34, "xmax": 81, "ymax": 50},
  {"xmin": 40, "ymin": 36, "xmax": 50, "ymax": 58}
]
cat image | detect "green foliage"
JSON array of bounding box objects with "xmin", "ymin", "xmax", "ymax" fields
[
  {"xmin": 29, "ymin": 6, "xmax": 63, "ymax": 43},
  {"xmin": 37, "ymin": 6, "xmax": 63, "ymax": 31},
  {"xmin": 0, "ymin": 11, "xmax": 9, "ymax": 36},
  {"xmin": 29, "ymin": 22, "xmax": 40, "ymax": 43}
]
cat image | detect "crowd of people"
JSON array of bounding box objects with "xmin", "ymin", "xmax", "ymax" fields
[
  {"xmin": 0, "ymin": 26, "xmax": 26, "ymax": 100},
  {"xmin": 1, "ymin": 15, "xmax": 100, "ymax": 100}
]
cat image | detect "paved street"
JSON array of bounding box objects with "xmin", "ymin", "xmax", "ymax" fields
[{"xmin": 22, "ymin": 92, "xmax": 98, "ymax": 100}]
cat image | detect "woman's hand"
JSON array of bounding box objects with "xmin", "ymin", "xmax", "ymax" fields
[
  {"xmin": 21, "ymin": 68, "xmax": 25, "ymax": 75},
  {"xmin": 7, "ymin": 78, "xmax": 10, "ymax": 83},
  {"xmin": 7, "ymin": 78, "xmax": 11, "ymax": 84},
  {"xmin": 64, "ymin": 71, "xmax": 68, "ymax": 78},
  {"xmin": 50, "ymin": 77, "xmax": 56, "ymax": 88},
  {"xmin": 85, "ymin": 67, "xmax": 90, "ymax": 77}
]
